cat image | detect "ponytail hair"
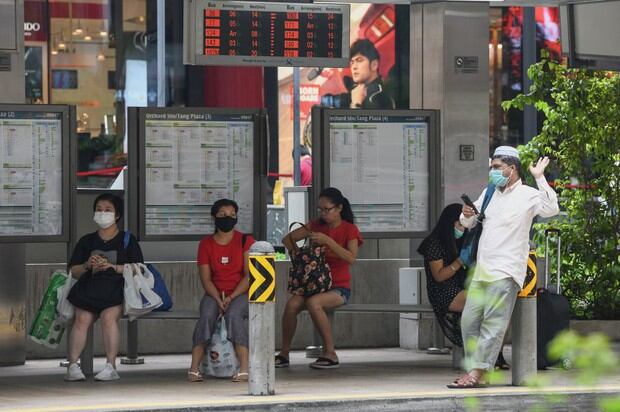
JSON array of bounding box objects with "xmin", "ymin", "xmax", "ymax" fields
[{"xmin": 319, "ymin": 187, "xmax": 355, "ymax": 224}]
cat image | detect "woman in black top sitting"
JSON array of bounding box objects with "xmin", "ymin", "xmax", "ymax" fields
[
  {"xmin": 418, "ymin": 204, "xmax": 508, "ymax": 369},
  {"xmin": 65, "ymin": 193, "xmax": 144, "ymax": 382}
]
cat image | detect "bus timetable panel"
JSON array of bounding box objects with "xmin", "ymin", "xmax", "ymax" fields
[
  {"xmin": 314, "ymin": 109, "xmax": 440, "ymax": 238},
  {"xmin": 135, "ymin": 108, "xmax": 263, "ymax": 241},
  {"xmin": 0, "ymin": 104, "xmax": 72, "ymax": 242},
  {"xmin": 184, "ymin": 0, "xmax": 350, "ymax": 67}
]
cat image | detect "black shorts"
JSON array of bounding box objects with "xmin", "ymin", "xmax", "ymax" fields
[{"xmin": 68, "ymin": 273, "xmax": 124, "ymax": 314}]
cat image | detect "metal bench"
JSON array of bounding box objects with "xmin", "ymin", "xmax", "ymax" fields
[{"xmin": 78, "ymin": 304, "xmax": 448, "ymax": 375}]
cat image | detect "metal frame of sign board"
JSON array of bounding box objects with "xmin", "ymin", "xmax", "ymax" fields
[
  {"xmin": 132, "ymin": 107, "xmax": 265, "ymax": 242},
  {"xmin": 311, "ymin": 107, "xmax": 440, "ymax": 239},
  {"xmin": 183, "ymin": 0, "xmax": 351, "ymax": 67},
  {"xmin": 0, "ymin": 104, "xmax": 74, "ymax": 243},
  {"xmin": 560, "ymin": 3, "xmax": 620, "ymax": 71}
]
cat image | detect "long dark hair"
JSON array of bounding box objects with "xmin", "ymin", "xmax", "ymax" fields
[
  {"xmin": 319, "ymin": 187, "xmax": 354, "ymax": 224},
  {"xmin": 417, "ymin": 203, "xmax": 464, "ymax": 262}
]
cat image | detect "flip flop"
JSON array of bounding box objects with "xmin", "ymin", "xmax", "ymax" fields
[
  {"xmin": 275, "ymin": 354, "xmax": 290, "ymax": 368},
  {"xmin": 232, "ymin": 372, "xmax": 249, "ymax": 382},
  {"xmin": 309, "ymin": 356, "xmax": 339, "ymax": 369},
  {"xmin": 447, "ymin": 374, "xmax": 488, "ymax": 389},
  {"xmin": 187, "ymin": 370, "xmax": 203, "ymax": 382}
]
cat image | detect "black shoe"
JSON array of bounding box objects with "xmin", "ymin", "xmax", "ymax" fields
[{"xmin": 495, "ymin": 351, "xmax": 510, "ymax": 370}]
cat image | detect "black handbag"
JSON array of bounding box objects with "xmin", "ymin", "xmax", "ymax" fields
[
  {"xmin": 287, "ymin": 222, "xmax": 332, "ymax": 297},
  {"xmin": 459, "ymin": 184, "xmax": 495, "ymax": 267}
]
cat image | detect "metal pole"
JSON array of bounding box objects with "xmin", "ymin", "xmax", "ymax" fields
[
  {"xmin": 248, "ymin": 241, "xmax": 276, "ymax": 396},
  {"xmin": 512, "ymin": 297, "xmax": 537, "ymax": 385},
  {"xmin": 157, "ymin": 0, "xmax": 166, "ymax": 107},
  {"xmin": 121, "ymin": 320, "xmax": 144, "ymax": 364},
  {"xmin": 293, "ymin": 67, "xmax": 301, "ymax": 185},
  {"xmin": 522, "ymin": 7, "xmax": 537, "ymax": 143}
]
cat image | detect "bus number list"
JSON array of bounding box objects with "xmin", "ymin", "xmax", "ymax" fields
[{"xmin": 204, "ymin": 9, "xmax": 343, "ymax": 59}]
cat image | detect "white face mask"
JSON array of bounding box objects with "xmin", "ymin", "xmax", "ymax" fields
[{"xmin": 93, "ymin": 212, "xmax": 116, "ymax": 229}]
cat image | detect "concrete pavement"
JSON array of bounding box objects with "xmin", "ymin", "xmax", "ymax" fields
[{"xmin": 1, "ymin": 347, "xmax": 619, "ymax": 412}]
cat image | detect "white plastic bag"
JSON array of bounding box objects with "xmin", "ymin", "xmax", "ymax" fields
[
  {"xmin": 56, "ymin": 272, "xmax": 76, "ymax": 325},
  {"xmin": 123, "ymin": 263, "xmax": 163, "ymax": 320},
  {"xmin": 203, "ymin": 317, "xmax": 239, "ymax": 378}
]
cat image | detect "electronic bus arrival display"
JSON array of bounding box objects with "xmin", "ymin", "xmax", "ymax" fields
[
  {"xmin": 184, "ymin": 1, "xmax": 350, "ymax": 67},
  {"xmin": 314, "ymin": 109, "xmax": 440, "ymax": 237},
  {"xmin": 134, "ymin": 108, "xmax": 263, "ymax": 241},
  {"xmin": 0, "ymin": 105, "xmax": 72, "ymax": 242}
]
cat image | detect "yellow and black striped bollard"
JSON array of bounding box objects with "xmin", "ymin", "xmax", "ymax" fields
[{"xmin": 248, "ymin": 241, "xmax": 276, "ymax": 396}]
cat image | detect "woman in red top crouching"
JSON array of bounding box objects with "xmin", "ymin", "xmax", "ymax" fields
[
  {"xmin": 188, "ymin": 199, "xmax": 255, "ymax": 383},
  {"xmin": 277, "ymin": 187, "xmax": 363, "ymax": 369}
]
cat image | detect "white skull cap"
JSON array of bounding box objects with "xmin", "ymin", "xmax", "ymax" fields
[{"xmin": 493, "ymin": 146, "xmax": 520, "ymax": 160}]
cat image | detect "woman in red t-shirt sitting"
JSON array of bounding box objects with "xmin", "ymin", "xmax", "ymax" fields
[
  {"xmin": 188, "ymin": 199, "xmax": 254, "ymax": 383},
  {"xmin": 277, "ymin": 187, "xmax": 363, "ymax": 369}
]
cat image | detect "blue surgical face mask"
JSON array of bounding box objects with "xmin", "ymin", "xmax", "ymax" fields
[
  {"xmin": 454, "ymin": 227, "xmax": 464, "ymax": 239},
  {"xmin": 489, "ymin": 168, "xmax": 511, "ymax": 187}
]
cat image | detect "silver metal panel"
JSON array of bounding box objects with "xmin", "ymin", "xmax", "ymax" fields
[
  {"xmin": 572, "ymin": 2, "xmax": 620, "ymax": 57},
  {"xmin": 411, "ymin": 2, "xmax": 489, "ymax": 210},
  {"xmin": 442, "ymin": 3, "xmax": 489, "ymax": 206},
  {"xmin": 0, "ymin": 244, "xmax": 26, "ymax": 365},
  {"xmin": 0, "ymin": 0, "xmax": 23, "ymax": 102},
  {"xmin": 0, "ymin": 0, "xmax": 17, "ymax": 51}
]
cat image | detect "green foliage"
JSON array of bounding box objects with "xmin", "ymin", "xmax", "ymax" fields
[
  {"xmin": 548, "ymin": 331, "xmax": 618, "ymax": 386},
  {"xmin": 503, "ymin": 50, "xmax": 620, "ymax": 319},
  {"xmin": 600, "ymin": 396, "xmax": 620, "ymax": 412},
  {"xmin": 545, "ymin": 330, "xmax": 619, "ymax": 411}
]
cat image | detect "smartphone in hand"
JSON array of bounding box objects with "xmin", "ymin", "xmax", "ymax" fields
[{"xmin": 461, "ymin": 194, "xmax": 479, "ymax": 215}]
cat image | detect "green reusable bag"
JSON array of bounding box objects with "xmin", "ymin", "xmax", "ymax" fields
[{"xmin": 29, "ymin": 270, "xmax": 69, "ymax": 348}]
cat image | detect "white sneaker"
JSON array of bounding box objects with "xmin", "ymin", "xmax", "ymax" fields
[
  {"xmin": 64, "ymin": 363, "xmax": 85, "ymax": 381},
  {"xmin": 94, "ymin": 363, "xmax": 120, "ymax": 381}
]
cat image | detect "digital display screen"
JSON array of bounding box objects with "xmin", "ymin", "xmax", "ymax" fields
[
  {"xmin": 185, "ymin": 1, "xmax": 350, "ymax": 67},
  {"xmin": 51, "ymin": 70, "xmax": 78, "ymax": 89}
]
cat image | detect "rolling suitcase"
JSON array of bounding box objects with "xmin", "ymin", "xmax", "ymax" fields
[{"xmin": 537, "ymin": 228, "xmax": 571, "ymax": 369}]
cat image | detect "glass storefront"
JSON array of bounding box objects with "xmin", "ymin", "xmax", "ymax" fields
[
  {"xmin": 23, "ymin": 2, "xmax": 560, "ymax": 186},
  {"xmin": 489, "ymin": 6, "xmax": 562, "ymax": 152}
]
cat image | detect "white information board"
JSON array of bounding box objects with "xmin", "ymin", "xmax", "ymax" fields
[
  {"xmin": 328, "ymin": 113, "xmax": 431, "ymax": 233},
  {"xmin": 141, "ymin": 112, "xmax": 255, "ymax": 237},
  {"xmin": 0, "ymin": 111, "xmax": 63, "ymax": 236}
]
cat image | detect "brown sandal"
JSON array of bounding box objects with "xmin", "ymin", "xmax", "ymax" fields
[
  {"xmin": 447, "ymin": 374, "xmax": 488, "ymax": 389},
  {"xmin": 232, "ymin": 372, "xmax": 249, "ymax": 382},
  {"xmin": 187, "ymin": 370, "xmax": 204, "ymax": 382}
]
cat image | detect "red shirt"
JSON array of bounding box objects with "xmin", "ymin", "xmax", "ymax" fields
[
  {"xmin": 300, "ymin": 156, "xmax": 312, "ymax": 186},
  {"xmin": 308, "ymin": 220, "xmax": 363, "ymax": 290},
  {"xmin": 197, "ymin": 230, "xmax": 255, "ymax": 296}
]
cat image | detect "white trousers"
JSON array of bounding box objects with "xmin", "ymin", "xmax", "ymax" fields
[{"xmin": 461, "ymin": 277, "xmax": 520, "ymax": 371}]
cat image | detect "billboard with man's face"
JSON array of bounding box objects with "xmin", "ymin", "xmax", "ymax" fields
[{"xmin": 278, "ymin": 3, "xmax": 402, "ymax": 182}]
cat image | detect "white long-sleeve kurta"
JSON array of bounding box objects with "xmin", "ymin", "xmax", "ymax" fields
[{"xmin": 460, "ymin": 176, "xmax": 560, "ymax": 287}]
